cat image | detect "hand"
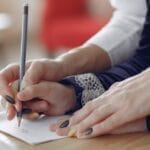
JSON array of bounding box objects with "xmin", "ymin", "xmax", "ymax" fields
[
  {"xmin": 49, "ymin": 117, "xmax": 147, "ymax": 137},
  {"xmin": 0, "ymin": 58, "xmax": 63, "ymax": 97},
  {"xmin": 7, "ymin": 81, "xmax": 76, "ymax": 120},
  {"xmin": 0, "ymin": 59, "xmax": 63, "ymax": 119},
  {"xmin": 67, "ymin": 68, "xmax": 150, "ymax": 138},
  {"xmin": 0, "ymin": 45, "xmax": 110, "ymax": 120}
]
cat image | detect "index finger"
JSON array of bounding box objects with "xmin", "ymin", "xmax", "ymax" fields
[
  {"xmin": 0, "ymin": 64, "xmax": 19, "ymax": 96},
  {"xmin": 0, "ymin": 62, "xmax": 31, "ymax": 96}
]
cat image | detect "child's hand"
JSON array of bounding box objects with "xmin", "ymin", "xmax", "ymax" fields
[
  {"xmin": 1, "ymin": 80, "xmax": 22, "ymax": 120},
  {"xmin": 0, "ymin": 59, "xmax": 66, "ymax": 120},
  {"xmin": 16, "ymin": 81, "xmax": 76, "ymax": 117}
]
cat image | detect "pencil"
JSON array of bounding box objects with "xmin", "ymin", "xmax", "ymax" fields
[{"xmin": 17, "ymin": 0, "xmax": 29, "ymax": 127}]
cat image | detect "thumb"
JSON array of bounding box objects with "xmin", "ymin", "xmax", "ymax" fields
[{"xmin": 22, "ymin": 61, "xmax": 45, "ymax": 88}]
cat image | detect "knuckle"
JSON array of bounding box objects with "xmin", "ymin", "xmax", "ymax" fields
[
  {"xmin": 6, "ymin": 63, "xmax": 18, "ymax": 68},
  {"xmin": 0, "ymin": 63, "xmax": 18, "ymax": 75},
  {"xmin": 85, "ymin": 101, "xmax": 95, "ymax": 112},
  {"xmin": 109, "ymin": 116, "xmax": 119, "ymax": 128},
  {"xmin": 31, "ymin": 61, "xmax": 41, "ymax": 68},
  {"xmin": 28, "ymin": 86, "xmax": 37, "ymax": 95},
  {"xmin": 104, "ymin": 104, "xmax": 112, "ymax": 110},
  {"xmin": 92, "ymin": 109, "xmax": 101, "ymax": 117}
]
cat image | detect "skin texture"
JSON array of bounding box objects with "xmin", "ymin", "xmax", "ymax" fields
[
  {"xmin": 49, "ymin": 117, "xmax": 146, "ymax": 137},
  {"xmin": 5, "ymin": 81, "xmax": 76, "ymax": 120},
  {"xmin": 0, "ymin": 44, "xmax": 149, "ymax": 137},
  {"xmin": 0, "ymin": 44, "xmax": 110, "ymax": 119},
  {"xmin": 65, "ymin": 68, "xmax": 150, "ymax": 138}
]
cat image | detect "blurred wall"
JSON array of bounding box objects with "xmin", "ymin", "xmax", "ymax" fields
[
  {"xmin": 0, "ymin": 0, "xmax": 113, "ymax": 45},
  {"xmin": 0, "ymin": 0, "xmax": 44, "ymax": 44}
]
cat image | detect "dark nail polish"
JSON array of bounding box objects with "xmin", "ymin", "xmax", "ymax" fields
[
  {"xmin": 22, "ymin": 108, "xmax": 33, "ymax": 115},
  {"xmin": 4, "ymin": 95, "xmax": 15, "ymax": 104},
  {"xmin": 39, "ymin": 112, "xmax": 44, "ymax": 115},
  {"xmin": 84, "ymin": 128, "xmax": 93, "ymax": 136},
  {"xmin": 59, "ymin": 120, "xmax": 69, "ymax": 128}
]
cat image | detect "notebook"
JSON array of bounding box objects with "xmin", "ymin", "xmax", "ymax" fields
[{"xmin": 0, "ymin": 111, "xmax": 67, "ymax": 145}]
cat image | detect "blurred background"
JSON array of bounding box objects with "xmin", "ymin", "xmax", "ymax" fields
[{"xmin": 0, "ymin": 0, "xmax": 113, "ymax": 69}]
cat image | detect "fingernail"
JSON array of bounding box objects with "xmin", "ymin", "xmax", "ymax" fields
[
  {"xmin": 83, "ymin": 128, "xmax": 93, "ymax": 136},
  {"xmin": 22, "ymin": 108, "xmax": 33, "ymax": 114},
  {"xmin": 68, "ymin": 127, "xmax": 77, "ymax": 137},
  {"xmin": 23, "ymin": 112, "xmax": 40, "ymax": 120},
  {"xmin": 59, "ymin": 120, "xmax": 69, "ymax": 128},
  {"xmin": 4, "ymin": 95, "xmax": 15, "ymax": 104}
]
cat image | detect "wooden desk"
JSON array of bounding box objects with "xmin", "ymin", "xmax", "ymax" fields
[{"xmin": 0, "ymin": 132, "xmax": 150, "ymax": 150}]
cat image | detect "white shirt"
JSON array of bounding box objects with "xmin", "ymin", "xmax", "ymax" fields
[{"xmin": 84, "ymin": 0, "xmax": 147, "ymax": 66}]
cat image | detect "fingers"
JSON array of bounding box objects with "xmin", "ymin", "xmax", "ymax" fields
[
  {"xmin": 111, "ymin": 118, "xmax": 147, "ymax": 134},
  {"xmin": 50, "ymin": 117, "xmax": 71, "ymax": 136},
  {"xmin": 70, "ymin": 100, "xmax": 103, "ymax": 126},
  {"xmin": 17, "ymin": 82, "xmax": 50, "ymax": 101},
  {"xmin": 22, "ymin": 61, "xmax": 45, "ymax": 87},
  {"xmin": 22, "ymin": 59, "xmax": 63, "ymax": 88},
  {"xmin": 6, "ymin": 103, "xmax": 16, "ymax": 120},
  {"xmin": 23, "ymin": 112, "xmax": 40, "ymax": 120},
  {"xmin": 90, "ymin": 113, "xmax": 123, "ymax": 137},
  {"xmin": 78, "ymin": 117, "xmax": 146, "ymax": 138},
  {"xmin": 0, "ymin": 61, "xmax": 40, "ymax": 121},
  {"xmin": 78, "ymin": 111, "xmax": 127, "ymax": 139},
  {"xmin": 24, "ymin": 100, "xmax": 50, "ymax": 114},
  {"xmin": 0, "ymin": 63, "xmax": 31, "ymax": 98},
  {"xmin": 76, "ymin": 104, "xmax": 115, "ymax": 134},
  {"xmin": 0, "ymin": 64, "xmax": 19, "ymax": 89},
  {"xmin": 69, "ymin": 106, "xmax": 125, "ymax": 139}
]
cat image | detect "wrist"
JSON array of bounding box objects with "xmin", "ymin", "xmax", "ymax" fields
[
  {"xmin": 45, "ymin": 59, "xmax": 66, "ymax": 81},
  {"xmin": 65, "ymin": 86, "xmax": 80, "ymax": 113},
  {"xmin": 55, "ymin": 46, "xmax": 84, "ymax": 76},
  {"xmin": 59, "ymin": 77, "xmax": 83, "ymax": 114},
  {"xmin": 56, "ymin": 44, "xmax": 111, "ymax": 76}
]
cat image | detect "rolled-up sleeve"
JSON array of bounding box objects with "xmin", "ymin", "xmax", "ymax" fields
[{"xmin": 84, "ymin": 0, "xmax": 147, "ymax": 66}]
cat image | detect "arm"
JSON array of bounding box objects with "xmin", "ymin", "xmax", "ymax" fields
[
  {"xmin": 84, "ymin": 0, "xmax": 147, "ymax": 66},
  {"xmin": 60, "ymin": 45, "xmax": 150, "ymax": 108},
  {"xmin": 56, "ymin": 0, "xmax": 147, "ymax": 78},
  {"xmin": 1, "ymin": 0, "xmax": 146, "ymax": 92},
  {"xmin": 60, "ymin": 4, "xmax": 150, "ymax": 107}
]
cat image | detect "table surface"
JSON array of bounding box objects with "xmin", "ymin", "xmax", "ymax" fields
[{"xmin": 0, "ymin": 132, "xmax": 150, "ymax": 150}]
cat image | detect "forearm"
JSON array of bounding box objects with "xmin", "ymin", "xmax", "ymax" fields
[
  {"xmin": 56, "ymin": 44, "xmax": 111, "ymax": 78},
  {"xmin": 60, "ymin": 51, "xmax": 150, "ymax": 108},
  {"xmin": 85, "ymin": 0, "xmax": 147, "ymax": 66}
]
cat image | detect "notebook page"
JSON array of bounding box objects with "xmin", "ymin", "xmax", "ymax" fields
[{"xmin": 0, "ymin": 112, "xmax": 66, "ymax": 145}]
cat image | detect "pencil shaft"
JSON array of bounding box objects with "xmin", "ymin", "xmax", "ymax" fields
[
  {"xmin": 18, "ymin": 4, "xmax": 28, "ymax": 91},
  {"xmin": 17, "ymin": 3, "xmax": 29, "ymax": 127}
]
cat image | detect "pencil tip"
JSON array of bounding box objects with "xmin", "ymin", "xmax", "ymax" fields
[{"xmin": 17, "ymin": 117, "xmax": 22, "ymax": 127}]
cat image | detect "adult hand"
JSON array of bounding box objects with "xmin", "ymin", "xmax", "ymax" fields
[
  {"xmin": 7, "ymin": 81, "xmax": 76, "ymax": 120},
  {"xmin": 0, "ymin": 59, "xmax": 63, "ymax": 97},
  {"xmin": 0, "ymin": 44, "xmax": 110, "ymax": 120},
  {"xmin": 49, "ymin": 117, "xmax": 146, "ymax": 137},
  {"xmin": 67, "ymin": 68, "xmax": 150, "ymax": 138},
  {"xmin": 0, "ymin": 59, "xmax": 64, "ymax": 119}
]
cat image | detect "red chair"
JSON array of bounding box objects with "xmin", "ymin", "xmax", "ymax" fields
[{"xmin": 40, "ymin": 0, "xmax": 108, "ymax": 53}]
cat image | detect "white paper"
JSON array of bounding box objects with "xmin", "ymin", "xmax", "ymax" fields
[{"xmin": 0, "ymin": 112, "xmax": 66, "ymax": 145}]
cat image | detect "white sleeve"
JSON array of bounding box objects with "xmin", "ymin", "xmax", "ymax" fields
[{"xmin": 84, "ymin": 0, "xmax": 147, "ymax": 66}]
